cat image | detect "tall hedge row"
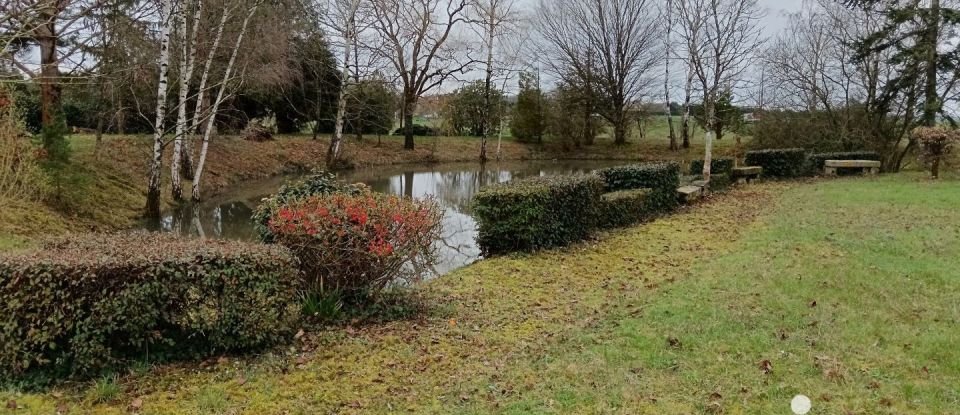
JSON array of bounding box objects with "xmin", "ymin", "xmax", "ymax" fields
[
  {"xmin": 473, "ymin": 174, "xmax": 605, "ymax": 255},
  {"xmin": 744, "ymin": 148, "xmax": 808, "ymax": 178},
  {"xmin": 0, "ymin": 233, "xmax": 300, "ymax": 378},
  {"xmin": 596, "ymin": 162, "xmax": 680, "ymax": 213}
]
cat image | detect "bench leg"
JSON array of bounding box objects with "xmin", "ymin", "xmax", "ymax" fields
[
  {"xmin": 869, "ymin": 167, "xmax": 879, "ymax": 175},
  {"xmin": 824, "ymin": 167, "xmax": 837, "ymax": 176},
  {"xmin": 736, "ymin": 177, "xmax": 747, "ymax": 184}
]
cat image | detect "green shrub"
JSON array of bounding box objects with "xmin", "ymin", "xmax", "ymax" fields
[
  {"xmin": 806, "ymin": 151, "xmax": 881, "ymax": 175},
  {"xmin": 597, "ymin": 189, "xmax": 652, "ymax": 229},
  {"xmin": 253, "ymin": 171, "xmax": 364, "ymax": 243},
  {"xmin": 0, "ymin": 233, "xmax": 299, "ymax": 379},
  {"xmin": 690, "ymin": 158, "xmax": 734, "ymax": 176},
  {"xmin": 744, "ymin": 148, "xmax": 808, "ymax": 178},
  {"xmin": 473, "ymin": 174, "xmax": 604, "ymax": 255},
  {"xmin": 596, "ymin": 162, "xmax": 680, "ymax": 213}
]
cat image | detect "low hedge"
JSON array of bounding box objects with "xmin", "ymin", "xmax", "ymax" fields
[
  {"xmin": 690, "ymin": 158, "xmax": 735, "ymax": 176},
  {"xmin": 744, "ymin": 148, "xmax": 808, "ymax": 178},
  {"xmin": 596, "ymin": 162, "xmax": 680, "ymax": 213},
  {"xmin": 0, "ymin": 233, "xmax": 299, "ymax": 378},
  {"xmin": 598, "ymin": 189, "xmax": 652, "ymax": 229},
  {"xmin": 253, "ymin": 171, "xmax": 365, "ymax": 243},
  {"xmin": 806, "ymin": 151, "xmax": 881, "ymax": 175},
  {"xmin": 473, "ymin": 174, "xmax": 604, "ymax": 255}
]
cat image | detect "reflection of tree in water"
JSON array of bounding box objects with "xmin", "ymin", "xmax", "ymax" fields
[{"xmin": 147, "ymin": 160, "xmax": 628, "ymax": 275}]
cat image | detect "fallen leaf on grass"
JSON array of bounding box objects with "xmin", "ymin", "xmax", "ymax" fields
[{"xmin": 758, "ymin": 359, "xmax": 773, "ymax": 374}]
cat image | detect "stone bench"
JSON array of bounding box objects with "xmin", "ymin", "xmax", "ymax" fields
[
  {"xmin": 731, "ymin": 166, "xmax": 762, "ymax": 184},
  {"xmin": 677, "ymin": 185, "xmax": 703, "ymax": 203},
  {"xmin": 823, "ymin": 160, "xmax": 880, "ymax": 176}
]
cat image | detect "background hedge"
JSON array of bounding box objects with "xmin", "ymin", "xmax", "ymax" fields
[
  {"xmin": 597, "ymin": 189, "xmax": 652, "ymax": 229},
  {"xmin": 744, "ymin": 148, "xmax": 808, "ymax": 178},
  {"xmin": 806, "ymin": 151, "xmax": 881, "ymax": 175},
  {"xmin": 473, "ymin": 174, "xmax": 604, "ymax": 255},
  {"xmin": 0, "ymin": 233, "xmax": 299, "ymax": 378},
  {"xmin": 596, "ymin": 162, "xmax": 680, "ymax": 213},
  {"xmin": 690, "ymin": 158, "xmax": 734, "ymax": 176}
]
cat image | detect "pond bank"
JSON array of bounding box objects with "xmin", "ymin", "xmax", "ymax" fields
[{"xmin": 0, "ymin": 134, "xmax": 734, "ymax": 249}]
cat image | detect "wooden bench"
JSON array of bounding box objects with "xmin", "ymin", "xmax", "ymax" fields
[
  {"xmin": 823, "ymin": 160, "xmax": 880, "ymax": 176},
  {"xmin": 731, "ymin": 166, "xmax": 762, "ymax": 184}
]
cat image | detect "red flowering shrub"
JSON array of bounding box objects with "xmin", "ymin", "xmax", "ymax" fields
[{"xmin": 268, "ymin": 189, "xmax": 443, "ymax": 299}]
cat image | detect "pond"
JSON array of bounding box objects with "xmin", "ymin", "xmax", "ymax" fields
[{"xmin": 146, "ymin": 160, "xmax": 631, "ymax": 275}]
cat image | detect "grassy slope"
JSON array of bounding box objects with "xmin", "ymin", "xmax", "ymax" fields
[
  {"xmin": 5, "ymin": 173, "xmax": 956, "ymax": 414},
  {"xmin": 0, "ymin": 117, "xmax": 732, "ymax": 248}
]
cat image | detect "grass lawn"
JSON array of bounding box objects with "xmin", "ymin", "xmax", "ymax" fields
[{"xmin": 4, "ymin": 173, "xmax": 957, "ymax": 414}]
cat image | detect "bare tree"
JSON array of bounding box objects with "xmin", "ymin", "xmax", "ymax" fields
[
  {"xmin": 369, "ymin": 0, "xmax": 475, "ymax": 150},
  {"xmin": 675, "ymin": 0, "xmax": 763, "ymax": 181},
  {"xmin": 0, "ymin": 0, "xmax": 112, "ymax": 128},
  {"xmin": 318, "ymin": 0, "xmax": 364, "ymax": 165},
  {"xmin": 470, "ymin": 0, "xmax": 519, "ymax": 162},
  {"xmin": 191, "ymin": 0, "xmax": 262, "ymax": 202},
  {"xmin": 536, "ymin": 0, "xmax": 661, "ymax": 146}
]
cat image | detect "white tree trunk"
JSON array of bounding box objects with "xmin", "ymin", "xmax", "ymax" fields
[
  {"xmin": 146, "ymin": 0, "xmax": 176, "ymax": 218},
  {"xmin": 702, "ymin": 100, "xmax": 715, "ymax": 183},
  {"xmin": 171, "ymin": 0, "xmax": 201, "ymax": 200},
  {"xmin": 191, "ymin": 2, "xmax": 259, "ymax": 202},
  {"xmin": 189, "ymin": 7, "xmax": 230, "ymax": 136},
  {"xmin": 328, "ymin": 3, "xmax": 357, "ymax": 166}
]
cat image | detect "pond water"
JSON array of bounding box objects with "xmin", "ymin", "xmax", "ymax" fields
[{"xmin": 146, "ymin": 160, "xmax": 631, "ymax": 275}]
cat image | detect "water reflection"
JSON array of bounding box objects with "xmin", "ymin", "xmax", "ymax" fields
[{"xmin": 148, "ymin": 160, "xmax": 628, "ymax": 275}]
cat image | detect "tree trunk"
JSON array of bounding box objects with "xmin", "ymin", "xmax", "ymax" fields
[
  {"xmin": 702, "ymin": 100, "xmax": 715, "ymax": 183},
  {"xmin": 192, "ymin": 2, "xmax": 259, "ymax": 202},
  {"xmin": 172, "ymin": 0, "xmax": 201, "ymax": 201},
  {"xmin": 479, "ymin": 14, "xmax": 495, "ymax": 163},
  {"xmin": 931, "ymin": 156, "xmax": 941, "ymax": 179},
  {"xmin": 329, "ymin": 12, "xmax": 354, "ymax": 167},
  {"xmin": 681, "ymin": 60, "xmax": 694, "ymax": 149},
  {"xmin": 146, "ymin": 0, "xmax": 176, "ymax": 219},
  {"xmin": 665, "ymin": 0, "xmax": 677, "ymax": 151},
  {"xmin": 37, "ymin": 6, "xmax": 60, "ymax": 129},
  {"xmin": 403, "ymin": 97, "xmax": 416, "ymax": 150},
  {"xmin": 613, "ymin": 115, "xmax": 627, "ymax": 146},
  {"xmin": 186, "ymin": 6, "xmax": 230, "ymax": 180},
  {"xmin": 922, "ymin": 0, "xmax": 940, "ymax": 127}
]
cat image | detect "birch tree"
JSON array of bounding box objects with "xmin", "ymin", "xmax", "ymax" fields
[
  {"xmin": 470, "ymin": 0, "xmax": 518, "ymax": 162},
  {"xmin": 675, "ymin": 0, "xmax": 763, "ymax": 182},
  {"xmin": 170, "ymin": 0, "xmax": 204, "ymax": 201},
  {"xmin": 536, "ymin": 0, "xmax": 661, "ymax": 146},
  {"xmin": 146, "ymin": 0, "xmax": 176, "ymax": 219},
  {"xmin": 369, "ymin": 0, "xmax": 475, "ymax": 150},
  {"xmin": 321, "ymin": 0, "xmax": 364, "ymax": 165},
  {"xmin": 191, "ymin": 0, "xmax": 262, "ymax": 202}
]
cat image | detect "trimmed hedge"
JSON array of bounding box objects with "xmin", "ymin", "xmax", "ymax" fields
[
  {"xmin": 0, "ymin": 233, "xmax": 299, "ymax": 378},
  {"xmin": 744, "ymin": 148, "xmax": 808, "ymax": 178},
  {"xmin": 598, "ymin": 189, "xmax": 652, "ymax": 229},
  {"xmin": 596, "ymin": 162, "xmax": 680, "ymax": 213},
  {"xmin": 690, "ymin": 158, "xmax": 735, "ymax": 176},
  {"xmin": 806, "ymin": 151, "xmax": 881, "ymax": 175},
  {"xmin": 473, "ymin": 174, "xmax": 604, "ymax": 255},
  {"xmin": 253, "ymin": 171, "xmax": 365, "ymax": 243}
]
